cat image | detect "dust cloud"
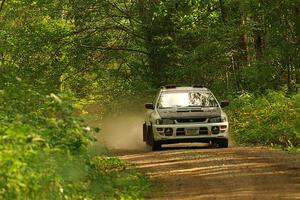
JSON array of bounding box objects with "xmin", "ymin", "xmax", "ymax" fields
[{"xmin": 99, "ymin": 112, "xmax": 148, "ymax": 150}]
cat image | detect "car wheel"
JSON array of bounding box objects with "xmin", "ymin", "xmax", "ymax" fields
[
  {"xmin": 147, "ymin": 125, "xmax": 161, "ymax": 151},
  {"xmin": 143, "ymin": 123, "xmax": 147, "ymax": 142},
  {"xmin": 145, "ymin": 125, "xmax": 153, "ymax": 145},
  {"xmin": 152, "ymin": 141, "xmax": 161, "ymax": 151},
  {"xmin": 218, "ymin": 139, "xmax": 228, "ymax": 148}
]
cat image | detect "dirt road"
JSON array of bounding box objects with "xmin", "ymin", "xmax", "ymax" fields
[{"xmin": 116, "ymin": 144, "xmax": 300, "ymax": 199}]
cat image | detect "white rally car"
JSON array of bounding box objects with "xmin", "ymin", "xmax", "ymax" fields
[{"xmin": 143, "ymin": 85, "xmax": 229, "ymax": 150}]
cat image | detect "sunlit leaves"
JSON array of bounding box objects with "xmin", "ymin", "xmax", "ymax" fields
[{"xmin": 228, "ymin": 91, "xmax": 300, "ymax": 149}]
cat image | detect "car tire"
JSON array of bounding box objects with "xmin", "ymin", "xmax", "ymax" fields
[
  {"xmin": 145, "ymin": 125, "xmax": 152, "ymax": 145},
  {"xmin": 152, "ymin": 141, "xmax": 161, "ymax": 151},
  {"xmin": 147, "ymin": 125, "xmax": 161, "ymax": 151},
  {"xmin": 218, "ymin": 139, "xmax": 228, "ymax": 148},
  {"xmin": 143, "ymin": 123, "xmax": 147, "ymax": 142}
]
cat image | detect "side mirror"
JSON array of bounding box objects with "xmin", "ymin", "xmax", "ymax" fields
[
  {"xmin": 220, "ymin": 100, "xmax": 229, "ymax": 107},
  {"xmin": 145, "ymin": 103, "xmax": 154, "ymax": 110}
]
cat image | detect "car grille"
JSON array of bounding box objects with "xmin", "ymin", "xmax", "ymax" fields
[
  {"xmin": 199, "ymin": 127, "xmax": 209, "ymax": 135},
  {"xmin": 176, "ymin": 128, "xmax": 185, "ymax": 136},
  {"xmin": 176, "ymin": 118, "xmax": 207, "ymax": 123}
]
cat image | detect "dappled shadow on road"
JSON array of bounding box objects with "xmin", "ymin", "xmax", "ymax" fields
[{"xmin": 117, "ymin": 146, "xmax": 300, "ymax": 200}]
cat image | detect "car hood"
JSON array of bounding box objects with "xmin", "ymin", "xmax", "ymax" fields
[{"xmin": 157, "ymin": 107, "xmax": 221, "ymax": 119}]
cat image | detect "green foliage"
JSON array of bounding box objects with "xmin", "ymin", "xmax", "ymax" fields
[
  {"xmin": 0, "ymin": 79, "xmax": 151, "ymax": 199},
  {"xmin": 227, "ymin": 91, "xmax": 300, "ymax": 149},
  {"xmin": 2, "ymin": 0, "xmax": 299, "ymax": 110},
  {"xmin": 1, "ymin": 0, "xmax": 299, "ymax": 197},
  {"xmin": 0, "ymin": 78, "xmax": 91, "ymax": 151},
  {"xmin": 88, "ymin": 156, "xmax": 151, "ymax": 199}
]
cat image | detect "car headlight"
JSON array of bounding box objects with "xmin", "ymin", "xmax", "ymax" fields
[
  {"xmin": 156, "ymin": 119, "xmax": 175, "ymax": 125},
  {"xmin": 209, "ymin": 116, "xmax": 227, "ymax": 123}
]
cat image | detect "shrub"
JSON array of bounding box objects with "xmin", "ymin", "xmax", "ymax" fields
[
  {"xmin": 0, "ymin": 80, "xmax": 151, "ymax": 199},
  {"xmin": 227, "ymin": 91, "xmax": 300, "ymax": 149}
]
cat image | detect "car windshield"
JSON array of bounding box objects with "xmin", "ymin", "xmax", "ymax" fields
[{"xmin": 157, "ymin": 91, "xmax": 218, "ymax": 108}]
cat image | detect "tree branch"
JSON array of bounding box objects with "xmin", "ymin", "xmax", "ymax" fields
[
  {"xmin": 80, "ymin": 44, "xmax": 149, "ymax": 55},
  {"xmin": 0, "ymin": 0, "xmax": 6, "ymax": 12}
]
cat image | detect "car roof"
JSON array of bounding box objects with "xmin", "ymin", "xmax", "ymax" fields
[{"xmin": 160, "ymin": 86, "xmax": 210, "ymax": 92}]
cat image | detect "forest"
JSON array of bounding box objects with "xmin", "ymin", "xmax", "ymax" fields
[{"xmin": 0, "ymin": 0, "xmax": 299, "ymax": 199}]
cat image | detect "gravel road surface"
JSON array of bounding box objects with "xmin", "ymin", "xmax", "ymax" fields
[{"xmin": 116, "ymin": 144, "xmax": 300, "ymax": 199}]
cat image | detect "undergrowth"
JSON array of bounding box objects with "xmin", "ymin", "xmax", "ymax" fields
[
  {"xmin": 0, "ymin": 80, "xmax": 151, "ymax": 199},
  {"xmin": 227, "ymin": 90, "xmax": 300, "ymax": 151}
]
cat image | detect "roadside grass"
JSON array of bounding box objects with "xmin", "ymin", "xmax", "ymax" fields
[
  {"xmin": 227, "ymin": 90, "xmax": 300, "ymax": 152},
  {"xmin": 0, "ymin": 126, "xmax": 152, "ymax": 199},
  {"xmin": 88, "ymin": 154, "xmax": 152, "ymax": 199},
  {"xmin": 0, "ymin": 142, "xmax": 152, "ymax": 199},
  {"xmin": 270, "ymin": 143, "xmax": 300, "ymax": 153}
]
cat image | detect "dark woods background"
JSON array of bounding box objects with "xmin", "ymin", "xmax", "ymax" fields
[{"xmin": 1, "ymin": 0, "xmax": 299, "ymax": 101}]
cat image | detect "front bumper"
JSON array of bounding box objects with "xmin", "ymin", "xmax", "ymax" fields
[{"xmin": 152, "ymin": 122, "xmax": 229, "ymax": 143}]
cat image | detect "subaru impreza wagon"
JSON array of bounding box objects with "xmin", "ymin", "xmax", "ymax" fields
[{"xmin": 143, "ymin": 85, "xmax": 229, "ymax": 150}]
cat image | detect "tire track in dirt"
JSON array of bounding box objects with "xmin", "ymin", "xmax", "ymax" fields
[{"xmin": 116, "ymin": 145, "xmax": 300, "ymax": 200}]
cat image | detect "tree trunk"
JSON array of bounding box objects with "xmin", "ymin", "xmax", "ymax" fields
[
  {"xmin": 219, "ymin": 0, "xmax": 226, "ymax": 23},
  {"xmin": 294, "ymin": 3, "xmax": 300, "ymax": 89}
]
